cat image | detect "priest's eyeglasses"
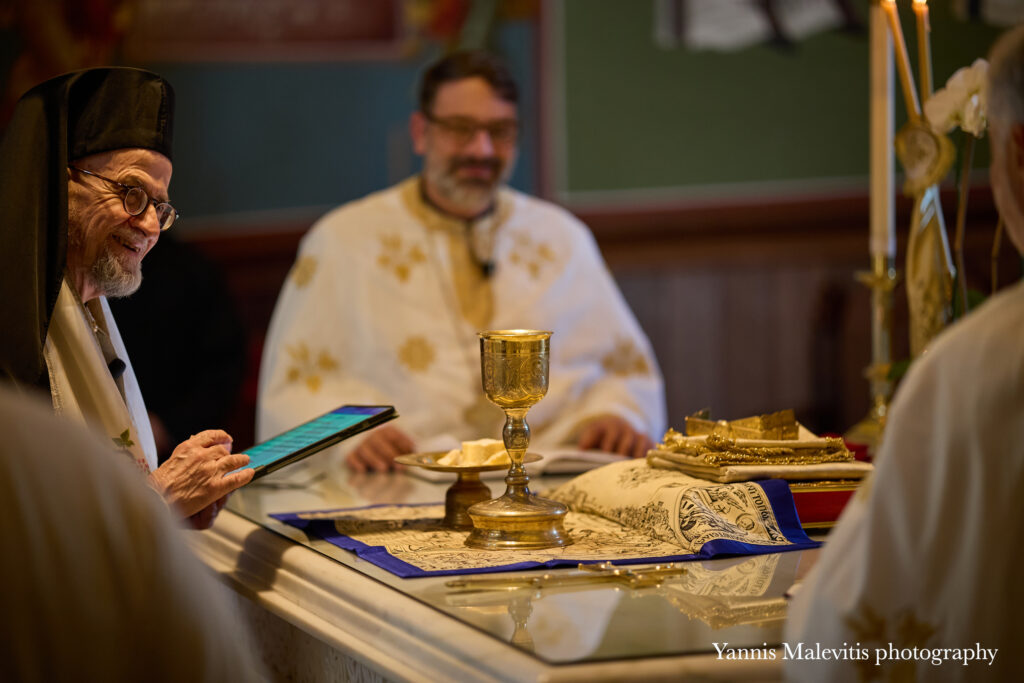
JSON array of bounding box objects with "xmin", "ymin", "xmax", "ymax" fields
[
  {"xmin": 69, "ymin": 166, "xmax": 179, "ymax": 231},
  {"xmin": 423, "ymin": 112, "xmax": 519, "ymax": 147}
]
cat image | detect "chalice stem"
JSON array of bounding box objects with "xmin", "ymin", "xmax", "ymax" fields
[{"xmin": 503, "ymin": 408, "xmax": 530, "ymax": 492}]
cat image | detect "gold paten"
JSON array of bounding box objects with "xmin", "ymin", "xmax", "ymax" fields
[
  {"xmin": 465, "ymin": 330, "xmax": 573, "ymax": 550},
  {"xmin": 394, "ymin": 451, "xmax": 542, "ymax": 530}
]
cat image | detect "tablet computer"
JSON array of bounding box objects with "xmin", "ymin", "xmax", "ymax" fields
[{"xmin": 237, "ymin": 404, "xmax": 397, "ymax": 479}]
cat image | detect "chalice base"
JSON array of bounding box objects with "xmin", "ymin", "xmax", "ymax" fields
[{"xmin": 464, "ymin": 491, "xmax": 572, "ymax": 550}]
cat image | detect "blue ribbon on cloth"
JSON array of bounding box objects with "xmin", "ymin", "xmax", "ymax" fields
[{"xmin": 271, "ymin": 478, "xmax": 818, "ymax": 578}]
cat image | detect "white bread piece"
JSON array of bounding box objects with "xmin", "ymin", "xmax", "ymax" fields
[
  {"xmin": 436, "ymin": 448, "xmax": 462, "ymax": 466},
  {"xmin": 460, "ymin": 438, "xmax": 505, "ymax": 465},
  {"xmin": 482, "ymin": 449, "xmax": 511, "ymax": 466}
]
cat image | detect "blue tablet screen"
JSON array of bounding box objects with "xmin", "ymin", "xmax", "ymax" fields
[{"xmin": 238, "ymin": 405, "xmax": 393, "ymax": 473}]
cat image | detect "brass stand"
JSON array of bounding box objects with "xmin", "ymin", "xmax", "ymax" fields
[
  {"xmin": 444, "ymin": 471, "xmax": 491, "ymax": 530},
  {"xmin": 394, "ymin": 451, "xmax": 543, "ymax": 531},
  {"xmin": 465, "ymin": 330, "xmax": 572, "ymax": 549},
  {"xmin": 845, "ymin": 254, "xmax": 898, "ymax": 453}
]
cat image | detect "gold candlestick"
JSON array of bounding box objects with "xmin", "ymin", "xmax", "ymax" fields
[
  {"xmin": 913, "ymin": 0, "xmax": 932, "ymax": 103},
  {"xmin": 846, "ymin": 255, "xmax": 899, "ymax": 453},
  {"xmin": 465, "ymin": 330, "xmax": 572, "ymax": 549},
  {"xmin": 881, "ymin": 0, "xmax": 922, "ymax": 120}
]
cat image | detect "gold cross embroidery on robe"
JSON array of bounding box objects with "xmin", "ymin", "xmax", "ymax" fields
[
  {"xmin": 602, "ymin": 338, "xmax": 651, "ymax": 377},
  {"xmin": 112, "ymin": 427, "xmax": 135, "ymax": 450},
  {"xmin": 285, "ymin": 342, "xmax": 339, "ymax": 393},
  {"xmin": 508, "ymin": 233, "xmax": 557, "ymax": 279},
  {"xmin": 398, "ymin": 177, "xmax": 512, "ymax": 329},
  {"xmin": 289, "ymin": 255, "xmax": 318, "ymax": 288},
  {"xmin": 110, "ymin": 427, "xmax": 149, "ymax": 474},
  {"xmin": 378, "ymin": 234, "xmax": 426, "ymax": 283},
  {"xmin": 845, "ymin": 604, "xmax": 935, "ymax": 682},
  {"xmin": 398, "ymin": 336, "xmax": 436, "ymax": 373}
]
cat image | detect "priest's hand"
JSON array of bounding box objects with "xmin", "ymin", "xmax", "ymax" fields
[
  {"xmin": 577, "ymin": 415, "xmax": 653, "ymax": 459},
  {"xmin": 346, "ymin": 425, "xmax": 415, "ymax": 473},
  {"xmin": 149, "ymin": 430, "xmax": 254, "ymax": 520}
]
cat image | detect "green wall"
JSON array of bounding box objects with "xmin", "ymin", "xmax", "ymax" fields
[{"xmin": 558, "ymin": 0, "xmax": 1004, "ymax": 197}]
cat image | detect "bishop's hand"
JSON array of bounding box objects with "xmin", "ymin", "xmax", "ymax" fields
[{"xmin": 148, "ymin": 429, "xmax": 253, "ymax": 521}]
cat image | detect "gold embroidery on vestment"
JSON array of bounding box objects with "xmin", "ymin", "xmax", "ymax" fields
[
  {"xmin": 601, "ymin": 338, "xmax": 651, "ymax": 377},
  {"xmin": 845, "ymin": 604, "xmax": 936, "ymax": 682},
  {"xmin": 398, "ymin": 336, "xmax": 436, "ymax": 373},
  {"xmin": 290, "ymin": 256, "xmax": 318, "ymax": 288},
  {"xmin": 658, "ymin": 432, "xmax": 852, "ymax": 466},
  {"xmin": 378, "ymin": 233, "xmax": 426, "ymax": 283},
  {"xmin": 509, "ymin": 234, "xmax": 556, "ymax": 279},
  {"xmin": 398, "ymin": 177, "xmax": 513, "ymax": 328},
  {"xmin": 285, "ymin": 342, "xmax": 339, "ymax": 393},
  {"xmin": 112, "ymin": 428, "xmax": 135, "ymax": 450}
]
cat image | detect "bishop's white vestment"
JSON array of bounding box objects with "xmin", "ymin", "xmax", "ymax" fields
[
  {"xmin": 785, "ymin": 280, "xmax": 1024, "ymax": 681},
  {"xmin": 257, "ymin": 178, "xmax": 666, "ymax": 455},
  {"xmin": 43, "ymin": 279, "xmax": 158, "ymax": 473}
]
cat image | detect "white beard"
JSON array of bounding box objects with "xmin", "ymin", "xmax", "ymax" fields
[
  {"xmin": 424, "ymin": 157, "xmax": 516, "ymax": 217},
  {"xmin": 68, "ymin": 216, "xmax": 143, "ymax": 299},
  {"xmin": 90, "ymin": 247, "xmax": 142, "ymax": 299}
]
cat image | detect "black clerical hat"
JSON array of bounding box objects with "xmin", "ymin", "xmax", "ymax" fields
[
  {"xmin": 67, "ymin": 68, "xmax": 175, "ymax": 161},
  {"xmin": 0, "ymin": 67, "xmax": 176, "ymax": 388}
]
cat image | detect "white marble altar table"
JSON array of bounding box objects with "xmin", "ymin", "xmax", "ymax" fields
[{"xmin": 191, "ymin": 466, "xmax": 818, "ymax": 681}]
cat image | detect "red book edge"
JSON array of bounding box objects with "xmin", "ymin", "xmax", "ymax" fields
[{"xmin": 789, "ymin": 481, "xmax": 860, "ymax": 530}]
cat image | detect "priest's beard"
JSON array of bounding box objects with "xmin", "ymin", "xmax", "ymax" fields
[
  {"xmin": 67, "ymin": 213, "xmax": 143, "ymax": 299},
  {"xmin": 425, "ymin": 154, "xmax": 515, "ymax": 216}
]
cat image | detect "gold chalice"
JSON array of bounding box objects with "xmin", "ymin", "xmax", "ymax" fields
[{"xmin": 464, "ymin": 330, "xmax": 572, "ymax": 549}]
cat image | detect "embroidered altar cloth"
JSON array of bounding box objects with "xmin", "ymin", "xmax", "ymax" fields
[{"xmin": 274, "ymin": 460, "xmax": 818, "ymax": 577}]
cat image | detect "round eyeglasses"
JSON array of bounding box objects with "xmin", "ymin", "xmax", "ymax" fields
[{"xmin": 69, "ymin": 166, "xmax": 179, "ymax": 231}]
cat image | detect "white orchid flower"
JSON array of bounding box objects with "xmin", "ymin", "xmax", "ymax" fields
[{"xmin": 924, "ymin": 58, "xmax": 989, "ymax": 137}]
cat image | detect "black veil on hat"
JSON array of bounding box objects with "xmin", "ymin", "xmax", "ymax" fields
[{"xmin": 0, "ymin": 67, "xmax": 174, "ymax": 388}]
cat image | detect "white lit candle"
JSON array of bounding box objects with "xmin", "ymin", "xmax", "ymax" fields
[{"xmin": 871, "ymin": 1, "xmax": 896, "ymax": 258}]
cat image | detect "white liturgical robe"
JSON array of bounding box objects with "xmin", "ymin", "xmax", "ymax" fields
[
  {"xmin": 43, "ymin": 279, "xmax": 158, "ymax": 472},
  {"xmin": 785, "ymin": 280, "xmax": 1024, "ymax": 681},
  {"xmin": 258, "ymin": 178, "xmax": 666, "ymax": 455}
]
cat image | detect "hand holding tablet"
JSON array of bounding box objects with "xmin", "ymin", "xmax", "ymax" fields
[{"xmin": 236, "ymin": 405, "xmax": 397, "ymax": 480}]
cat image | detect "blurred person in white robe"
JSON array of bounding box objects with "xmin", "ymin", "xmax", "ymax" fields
[
  {"xmin": 258, "ymin": 51, "xmax": 666, "ymax": 473},
  {"xmin": 784, "ymin": 25, "xmax": 1024, "ymax": 682},
  {"xmin": 0, "ymin": 386, "xmax": 265, "ymax": 682}
]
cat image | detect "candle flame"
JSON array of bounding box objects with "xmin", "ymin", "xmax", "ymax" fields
[{"xmin": 913, "ymin": 0, "xmax": 927, "ymax": 6}]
